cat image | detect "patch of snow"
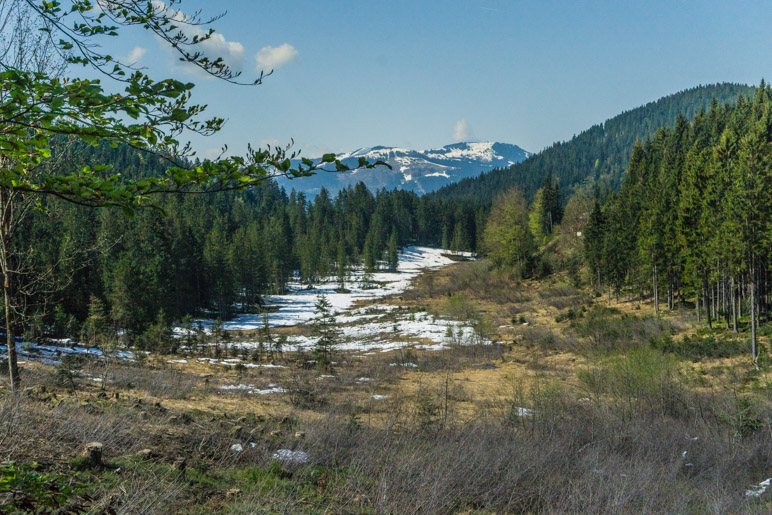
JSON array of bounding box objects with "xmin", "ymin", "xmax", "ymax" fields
[
  {"xmin": 230, "ymin": 443, "xmax": 244, "ymax": 452},
  {"xmin": 220, "ymin": 384, "xmax": 287, "ymax": 395},
  {"xmin": 167, "ymin": 359, "xmax": 188, "ymax": 364},
  {"xmin": 183, "ymin": 246, "xmax": 472, "ymax": 332},
  {"xmin": 425, "ymin": 141, "xmax": 497, "ymax": 162},
  {"xmin": 2, "ymin": 340, "xmax": 136, "ymax": 366},
  {"xmin": 514, "ymin": 407, "xmax": 534, "ymax": 417},
  {"xmin": 746, "ymin": 478, "xmax": 771, "ymax": 498},
  {"xmin": 272, "ymin": 449, "xmax": 309, "ymax": 464},
  {"xmin": 371, "ymin": 395, "xmax": 390, "ymax": 400}
]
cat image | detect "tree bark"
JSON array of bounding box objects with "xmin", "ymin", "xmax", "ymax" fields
[
  {"xmin": 750, "ymin": 269, "xmax": 757, "ymax": 365},
  {"xmin": 696, "ymin": 293, "xmax": 701, "ymax": 323},
  {"xmin": 4, "ymin": 276, "xmax": 18, "ymax": 391},
  {"xmin": 0, "ymin": 186, "xmax": 19, "ymax": 391},
  {"xmin": 731, "ymin": 276, "xmax": 738, "ymax": 333},
  {"xmin": 703, "ymin": 278, "xmax": 712, "ymax": 331}
]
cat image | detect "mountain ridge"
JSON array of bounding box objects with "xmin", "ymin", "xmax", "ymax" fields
[{"xmin": 278, "ymin": 141, "xmax": 530, "ymax": 196}]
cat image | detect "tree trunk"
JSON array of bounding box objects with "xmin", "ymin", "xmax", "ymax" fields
[
  {"xmin": 724, "ymin": 277, "xmax": 730, "ymax": 329},
  {"xmin": 653, "ymin": 267, "xmax": 659, "ymax": 314},
  {"xmin": 703, "ymin": 278, "xmax": 712, "ymax": 331},
  {"xmin": 750, "ymin": 270, "xmax": 757, "ymax": 365},
  {"xmin": 731, "ymin": 276, "xmax": 738, "ymax": 333},
  {"xmin": 0, "ymin": 186, "xmax": 19, "ymax": 392},
  {"xmin": 4, "ymin": 276, "xmax": 18, "ymax": 391},
  {"xmin": 696, "ymin": 293, "xmax": 701, "ymax": 323}
]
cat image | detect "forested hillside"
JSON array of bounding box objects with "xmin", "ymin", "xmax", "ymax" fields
[
  {"xmin": 432, "ymin": 83, "xmax": 755, "ymax": 203},
  {"xmin": 583, "ymin": 83, "xmax": 772, "ymax": 362},
  {"xmin": 16, "ymin": 142, "xmax": 482, "ymax": 340}
]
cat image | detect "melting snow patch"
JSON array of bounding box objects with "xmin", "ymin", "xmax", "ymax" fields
[
  {"xmin": 371, "ymin": 395, "xmax": 390, "ymax": 400},
  {"xmin": 167, "ymin": 359, "xmax": 187, "ymax": 364},
  {"xmin": 182, "ymin": 246, "xmax": 472, "ymax": 331},
  {"xmin": 220, "ymin": 384, "xmax": 287, "ymax": 395},
  {"xmin": 515, "ymin": 407, "xmax": 534, "ymax": 417},
  {"xmin": 272, "ymin": 449, "xmax": 309, "ymax": 464},
  {"xmin": 230, "ymin": 444, "xmax": 244, "ymax": 452},
  {"xmin": 389, "ymin": 363, "xmax": 418, "ymax": 368},
  {"xmin": 356, "ymin": 377, "xmax": 374, "ymax": 383},
  {"xmin": 746, "ymin": 478, "xmax": 771, "ymax": 498}
]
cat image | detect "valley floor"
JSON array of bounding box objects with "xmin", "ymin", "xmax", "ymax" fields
[{"xmin": 1, "ymin": 258, "xmax": 771, "ymax": 513}]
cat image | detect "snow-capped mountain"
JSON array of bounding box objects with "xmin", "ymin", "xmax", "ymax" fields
[{"xmin": 278, "ymin": 141, "xmax": 530, "ymax": 196}]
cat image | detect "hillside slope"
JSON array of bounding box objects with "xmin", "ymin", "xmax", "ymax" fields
[{"xmin": 431, "ymin": 83, "xmax": 755, "ymax": 203}]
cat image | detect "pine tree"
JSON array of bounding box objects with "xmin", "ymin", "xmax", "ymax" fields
[
  {"xmin": 311, "ymin": 295, "xmax": 339, "ymax": 370},
  {"xmin": 81, "ymin": 296, "xmax": 109, "ymax": 349},
  {"xmin": 584, "ymin": 197, "xmax": 606, "ymax": 288},
  {"xmin": 387, "ymin": 229, "xmax": 399, "ymax": 271}
]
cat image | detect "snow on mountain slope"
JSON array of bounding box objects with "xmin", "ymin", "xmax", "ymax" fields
[{"xmin": 278, "ymin": 141, "xmax": 530, "ymax": 196}]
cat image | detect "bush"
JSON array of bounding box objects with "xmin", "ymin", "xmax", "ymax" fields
[
  {"xmin": 56, "ymin": 355, "xmax": 84, "ymax": 391},
  {"xmin": 572, "ymin": 305, "xmax": 669, "ymax": 352},
  {"xmin": 650, "ymin": 333, "xmax": 748, "ymax": 361},
  {"xmin": 578, "ymin": 347, "xmax": 686, "ymax": 418},
  {"xmin": 442, "ymin": 293, "xmax": 477, "ymax": 322},
  {"xmin": 0, "ymin": 461, "xmax": 82, "ymax": 513}
]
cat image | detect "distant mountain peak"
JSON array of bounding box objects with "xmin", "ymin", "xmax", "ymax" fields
[{"xmin": 282, "ymin": 141, "xmax": 530, "ymax": 196}]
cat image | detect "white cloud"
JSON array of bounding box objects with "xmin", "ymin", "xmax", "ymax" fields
[
  {"xmin": 453, "ymin": 119, "xmax": 475, "ymax": 142},
  {"xmin": 200, "ymin": 33, "xmax": 245, "ymax": 71},
  {"xmin": 256, "ymin": 43, "xmax": 298, "ymax": 70},
  {"xmin": 150, "ymin": 1, "xmax": 245, "ymax": 78},
  {"xmin": 127, "ymin": 46, "xmax": 147, "ymax": 63}
]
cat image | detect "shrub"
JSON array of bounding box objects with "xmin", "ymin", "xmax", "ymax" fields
[
  {"xmin": 442, "ymin": 293, "xmax": 477, "ymax": 322},
  {"xmin": 650, "ymin": 333, "xmax": 748, "ymax": 361},
  {"xmin": 0, "ymin": 461, "xmax": 82, "ymax": 513},
  {"xmin": 573, "ymin": 305, "xmax": 668, "ymax": 352},
  {"xmin": 578, "ymin": 347, "xmax": 686, "ymax": 418},
  {"xmin": 56, "ymin": 355, "xmax": 84, "ymax": 391}
]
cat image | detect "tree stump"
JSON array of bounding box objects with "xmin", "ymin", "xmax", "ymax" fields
[{"xmin": 83, "ymin": 442, "xmax": 103, "ymax": 467}]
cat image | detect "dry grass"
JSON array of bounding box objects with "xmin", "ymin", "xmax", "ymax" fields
[{"xmin": 1, "ymin": 259, "xmax": 770, "ymax": 513}]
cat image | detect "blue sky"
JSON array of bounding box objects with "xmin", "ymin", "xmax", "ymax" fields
[{"xmin": 103, "ymin": 0, "xmax": 772, "ymax": 159}]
